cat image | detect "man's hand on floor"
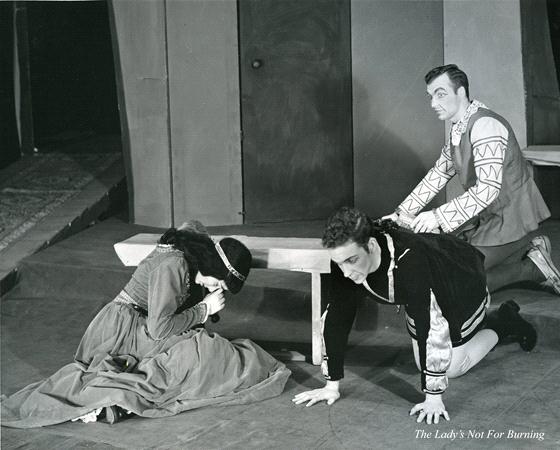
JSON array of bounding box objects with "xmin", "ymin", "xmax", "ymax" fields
[
  {"xmin": 292, "ymin": 381, "xmax": 340, "ymax": 407},
  {"xmin": 410, "ymin": 394, "xmax": 450, "ymax": 424}
]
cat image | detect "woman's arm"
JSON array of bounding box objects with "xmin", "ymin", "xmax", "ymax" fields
[{"xmin": 146, "ymin": 256, "xmax": 207, "ymax": 340}]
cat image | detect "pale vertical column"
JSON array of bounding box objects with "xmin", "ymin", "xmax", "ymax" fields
[
  {"xmin": 351, "ymin": 0, "xmax": 444, "ymax": 216},
  {"xmin": 109, "ymin": 0, "xmax": 172, "ymax": 227},
  {"xmin": 443, "ymin": 0, "xmax": 526, "ymax": 147},
  {"xmin": 167, "ymin": 0, "xmax": 242, "ymax": 226},
  {"xmin": 311, "ymin": 272, "xmax": 322, "ymax": 365}
]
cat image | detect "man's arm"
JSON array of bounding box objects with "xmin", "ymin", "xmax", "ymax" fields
[
  {"xmin": 398, "ymin": 250, "xmax": 452, "ymax": 424},
  {"xmin": 292, "ymin": 263, "xmax": 358, "ymax": 407},
  {"xmin": 320, "ymin": 263, "xmax": 359, "ymax": 381},
  {"xmin": 433, "ymin": 117, "xmax": 507, "ymax": 232},
  {"xmin": 408, "ymin": 290, "xmax": 452, "ymax": 424},
  {"xmin": 397, "ymin": 144, "xmax": 456, "ymax": 217}
]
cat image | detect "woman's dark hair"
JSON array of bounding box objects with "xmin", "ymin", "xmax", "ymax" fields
[
  {"xmin": 322, "ymin": 206, "xmax": 397, "ymax": 251},
  {"xmin": 158, "ymin": 223, "xmax": 251, "ymax": 294},
  {"xmin": 425, "ymin": 64, "xmax": 470, "ymax": 99}
]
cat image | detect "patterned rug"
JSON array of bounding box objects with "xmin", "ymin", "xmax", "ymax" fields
[{"xmin": 0, "ymin": 152, "xmax": 121, "ymax": 251}]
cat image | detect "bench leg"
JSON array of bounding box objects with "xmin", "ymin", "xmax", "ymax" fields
[{"xmin": 311, "ymin": 272, "xmax": 322, "ymax": 365}]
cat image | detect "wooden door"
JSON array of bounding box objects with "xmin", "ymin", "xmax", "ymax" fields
[{"xmin": 238, "ymin": 0, "xmax": 353, "ymax": 223}]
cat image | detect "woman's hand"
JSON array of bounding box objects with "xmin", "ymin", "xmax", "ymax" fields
[
  {"xmin": 409, "ymin": 394, "xmax": 450, "ymax": 424},
  {"xmin": 202, "ymin": 288, "xmax": 225, "ymax": 315},
  {"xmin": 292, "ymin": 381, "xmax": 340, "ymax": 407}
]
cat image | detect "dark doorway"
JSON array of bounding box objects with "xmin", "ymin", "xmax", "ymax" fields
[
  {"xmin": 238, "ymin": 0, "xmax": 353, "ymax": 223},
  {"xmin": 24, "ymin": 0, "xmax": 120, "ymax": 153},
  {"xmin": 1, "ymin": 3, "xmax": 20, "ymax": 169},
  {"xmin": 548, "ymin": 0, "xmax": 560, "ymax": 87}
]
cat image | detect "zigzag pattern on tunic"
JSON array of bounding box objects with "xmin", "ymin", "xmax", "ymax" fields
[
  {"xmin": 435, "ymin": 135, "xmax": 506, "ymax": 232},
  {"xmin": 399, "ymin": 145, "xmax": 456, "ymax": 215}
]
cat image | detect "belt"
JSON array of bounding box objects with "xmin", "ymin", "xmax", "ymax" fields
[{"xmin": 114, "ymin": 290, "xmax": 148, "ymax": 317}]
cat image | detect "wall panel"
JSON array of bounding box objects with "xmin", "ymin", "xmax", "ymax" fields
[
  {"xmin": 444, "ymin": 0, "xmax": 527, "ymax": 148},
  {"xmin": 352, "ymin": 0, "xmax": 445, "ymax": 217},
  {"xmin": 110, "ymin": 0, "xmax": 172, "ymax": 226},
  {"xmin": 167, "ymin": 0, "xmax": 242, "ymax": 226}
]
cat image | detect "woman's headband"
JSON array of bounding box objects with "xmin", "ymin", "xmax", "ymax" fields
[{"xmin": 215, "ymin": 241, "xmax": 246, "ymax": 282}]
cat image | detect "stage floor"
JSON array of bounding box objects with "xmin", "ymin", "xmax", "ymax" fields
[{"xmin": 1, "ymin": 217, "xmax": 559, "ymax": 449}]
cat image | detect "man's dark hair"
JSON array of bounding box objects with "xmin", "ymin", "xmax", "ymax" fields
[
  {"xmin": 322, "ymin": 207, "xmax": 371, "ymax": 250},
  {"xmin": 322, "ymin": 206, "xmax": 397, "ymax": 251},
  {"xmin": 425, "ymin": 64, "xmax": 469, "ymax": 99}
]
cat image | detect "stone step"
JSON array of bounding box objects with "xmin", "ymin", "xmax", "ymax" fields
[{"xmin": 0, "ymin": 156, "xmax": 127, "ymax": 296}]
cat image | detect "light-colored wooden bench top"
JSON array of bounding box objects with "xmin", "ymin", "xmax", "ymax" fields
[
  {"xmin": 523, "ymin": 145, "xmax": 560, "ymax": 166},
  {"xmin": 114, "ymin": 233, "xmax": 331, "ymax": 365},
  {"xmin": 114, "ymin": 233, "xmax": 331, "ymax": 273}
]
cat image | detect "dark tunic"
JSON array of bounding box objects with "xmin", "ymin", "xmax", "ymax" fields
[{"xmin": 322, "ymin": 228, "xmax": 488, "ymax": 394}]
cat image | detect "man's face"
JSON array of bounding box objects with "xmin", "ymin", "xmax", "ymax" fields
[
  {"xmin": 328, "ymin": 239, "xmax": 378, "ymax": 284},
  {"xmin": 426, "ymin": 73, "xmax": 464, "ymax": 122}
]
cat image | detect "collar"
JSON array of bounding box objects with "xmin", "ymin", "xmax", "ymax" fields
[
  {"xmin": 449, "ymin": 99, "xmax": 487, "ymax": 146},
  {"xmin": 362, "ymin": 233, "xmax": 396, "ymax": 304}
]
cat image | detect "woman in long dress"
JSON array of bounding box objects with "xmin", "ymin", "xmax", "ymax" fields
[{"xmin": 1, "ymin": 222, "xmax": 291, "ymax": 428}]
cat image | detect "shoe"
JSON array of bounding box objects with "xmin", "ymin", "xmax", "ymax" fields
[
  {"xmin": 527, "ymin": 236, "xmax": 560, "ymax": 295},
  {"xmin": 498, "ymin": 300, "xmax": 537, "ymax": 351},
  {"xmin": 100, "ymin": 405, "xmax": 131, "ymax": 424},
  {"xmin": 530, "ymin": 236, "xmax": 555, "ymax": 291},
  {"xmin": 485, "ymin": 300, "xmax": 537, "ymax": 351},
  {"xmin": 530, "ymin": 235, "xmax": 551, "ymax": 254}
]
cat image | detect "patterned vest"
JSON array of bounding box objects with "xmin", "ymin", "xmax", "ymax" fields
[{"xmin": 451, "ymin": 108, "xmax": 550, "ymax": 246}]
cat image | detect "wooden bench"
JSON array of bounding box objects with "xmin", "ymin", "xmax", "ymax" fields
[
  {"xmin": 522, "ymin": 145, "xmax": 560, "ymax": 167},
  {"xmin": 523, "ymin": 145, "xmax": 560, "ymax": 219},
  {"xmin": 114, "ymin": 234, "xmax": 331, "ymax": 364}
]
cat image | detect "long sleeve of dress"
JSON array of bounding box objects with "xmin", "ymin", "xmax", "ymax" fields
[
  {"xmin": 434, "ymin": 117, "xmax": 507, "ymax": 232},
  {"xmin": 397, "ymin": 250, "xmax": 452, "ymax": 395},
  {"xmin": 397, "ymin": 144, "xmax": 456, "ymax": 216},
  {"xmin": 147, "ymin": 255, "xmax": 207, "ymax": 340},
  {"xmin": 322, "ymin": 262, "xmax": 359, "ymax": 381}
]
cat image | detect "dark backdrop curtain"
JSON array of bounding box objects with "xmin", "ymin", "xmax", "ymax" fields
[{"xmin": 1, "ymin": 2, "xmax": 21, "ymax": 170}]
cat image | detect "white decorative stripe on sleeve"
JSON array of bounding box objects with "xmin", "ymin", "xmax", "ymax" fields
[
  {"xmin": 385, "ymin": 234, "xmax": 396, "ymax": 303},
  {"xmin": 460, "ymin": 289, "xmax": 491, "ymax": 339},
  {"xmin": 320, "ymin": 306, "xmax": 330, "ymax": 379},
  {"xmin": 424, "ymin": 290, "xmax": 452, "ymax": 393},
  {"xmin": 405, "ymin": 312, "xmax": 416, "ymax": 337}
]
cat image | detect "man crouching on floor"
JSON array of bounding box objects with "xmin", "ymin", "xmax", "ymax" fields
[{"xmin": 292, "ymin": 206, "xmax": 536, "ymax": 424}]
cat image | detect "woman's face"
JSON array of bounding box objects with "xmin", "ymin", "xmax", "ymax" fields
[{"xmin": 195, "ymin": 272, "xmax": 228, "ymax": 291}]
